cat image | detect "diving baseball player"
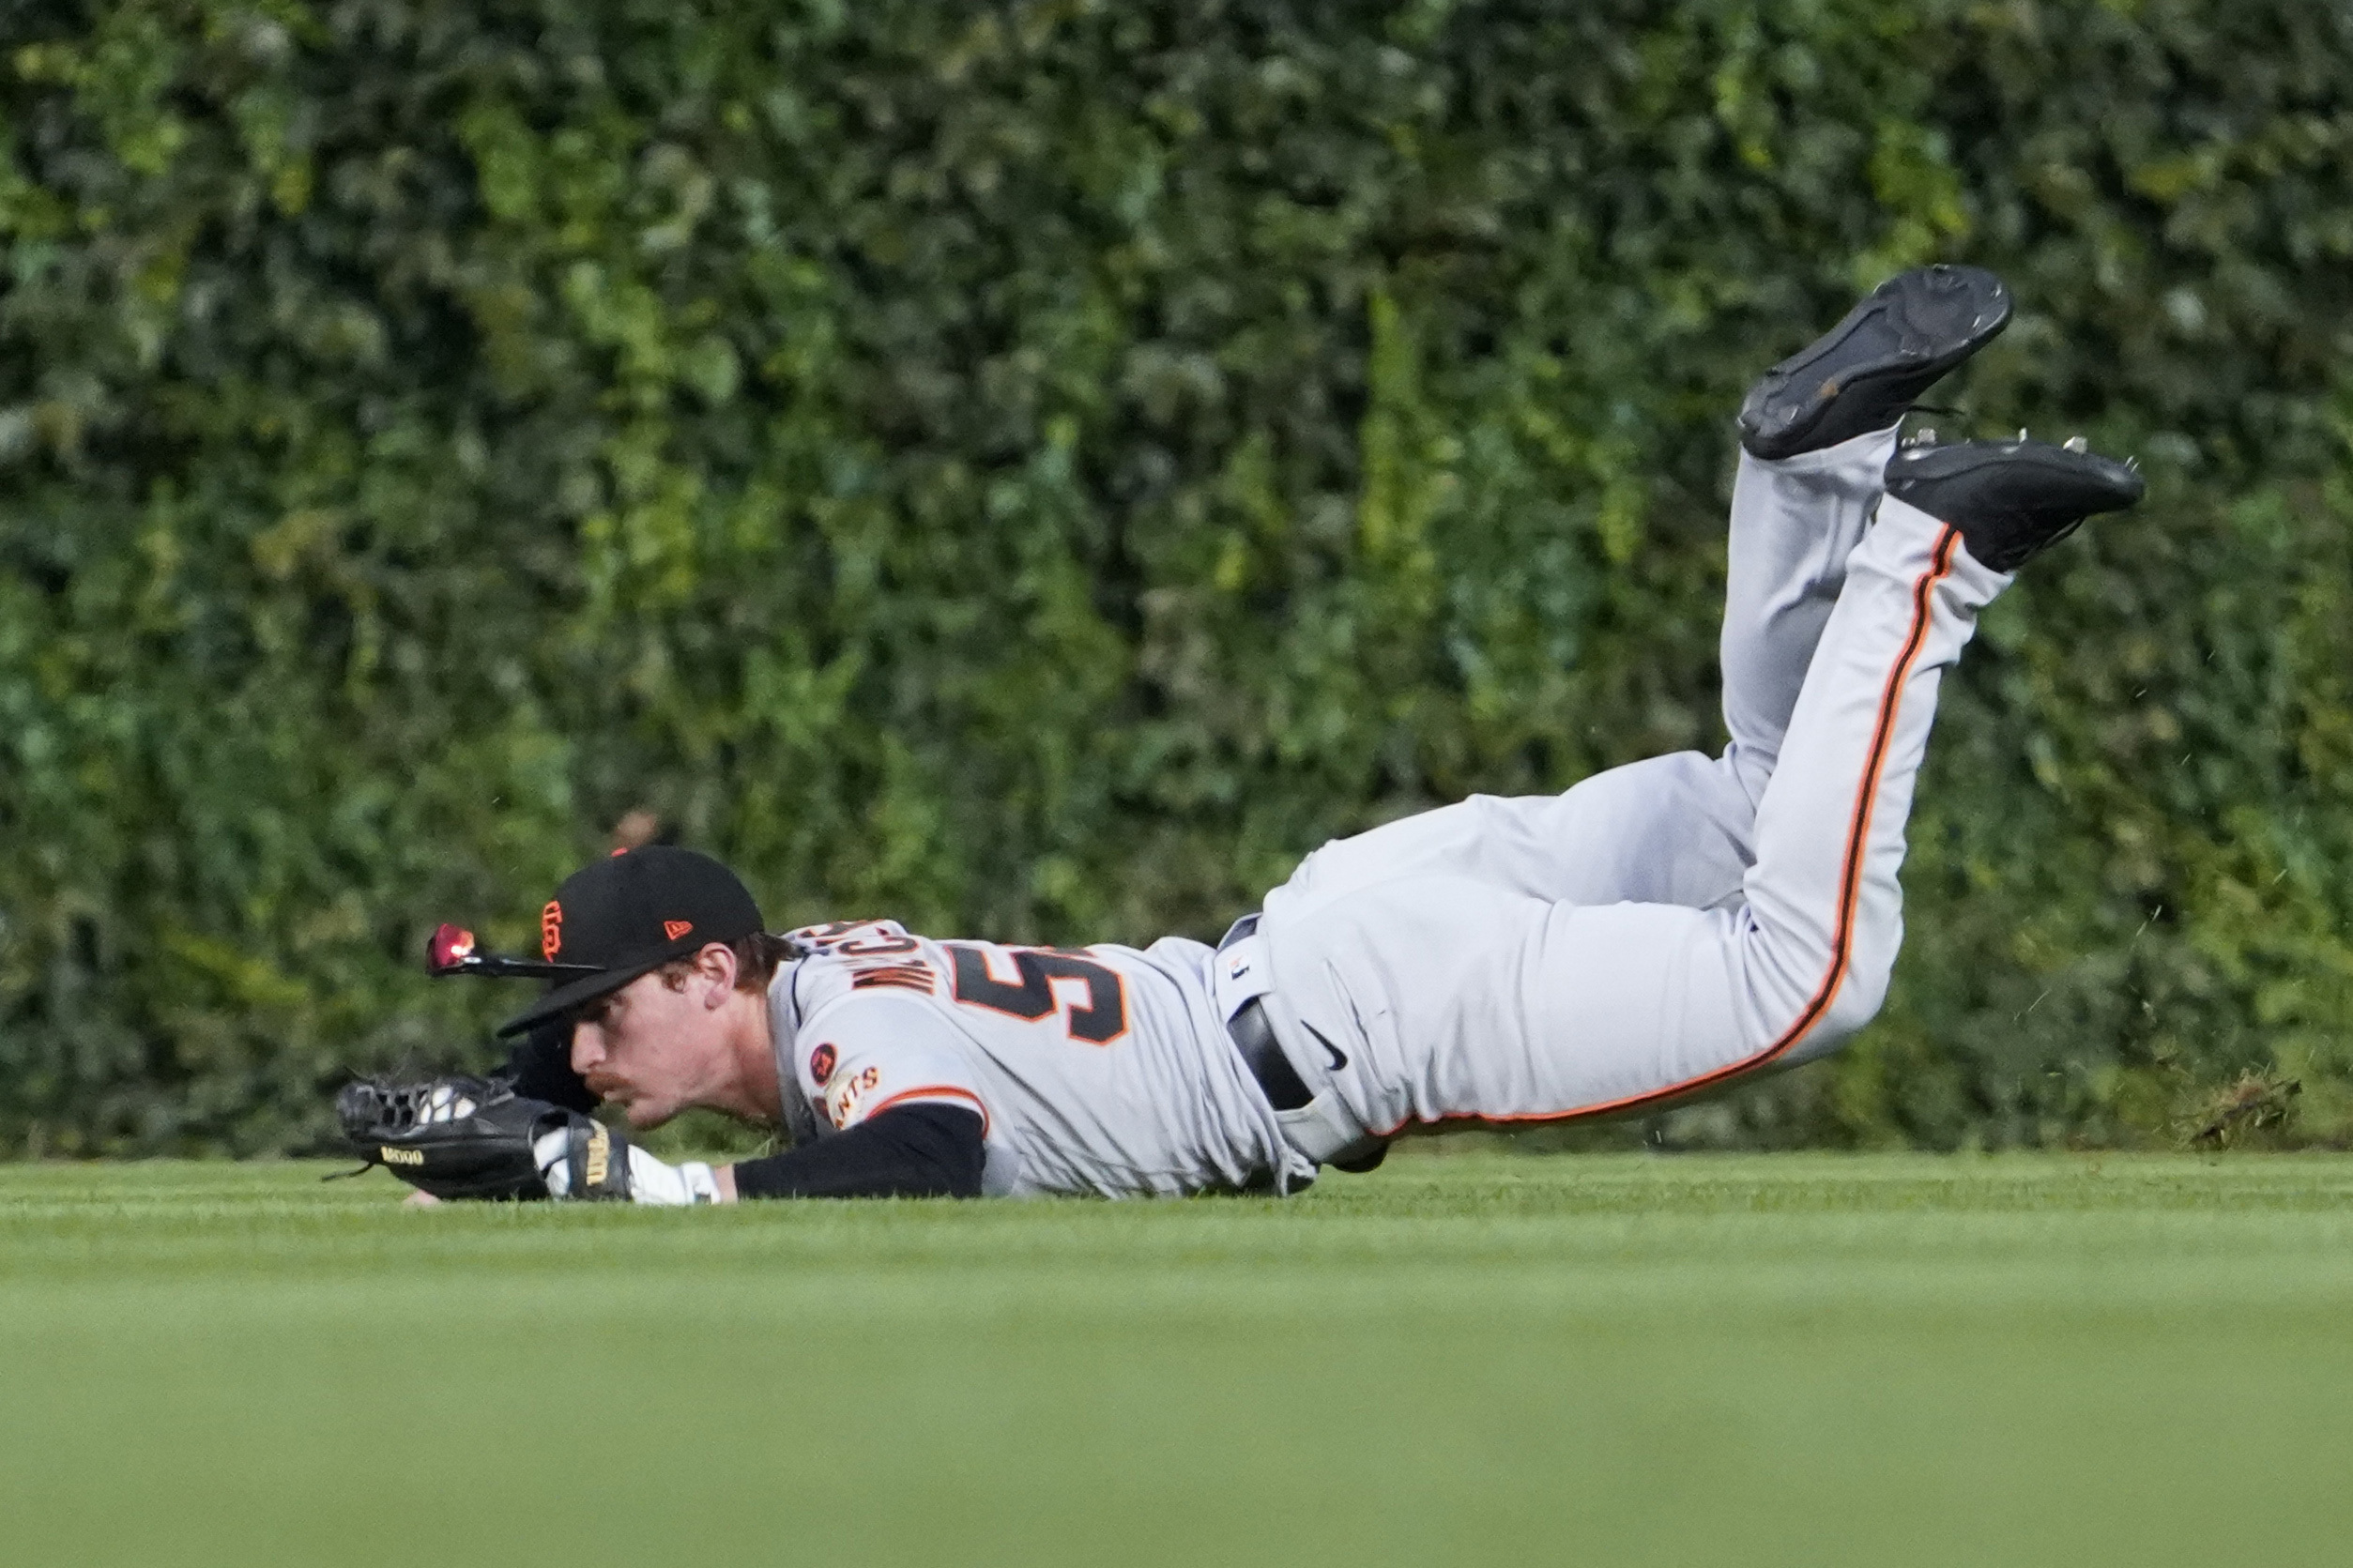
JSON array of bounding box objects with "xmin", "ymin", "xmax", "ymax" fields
[{"xmin": 343, "ymin": 265, "xmax": 2145, "ymax": 1204}]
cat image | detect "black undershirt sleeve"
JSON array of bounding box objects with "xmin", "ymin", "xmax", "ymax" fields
[{"xmin": 729, "ymin": 1103, "xmax": 986, "ymax": 1200}]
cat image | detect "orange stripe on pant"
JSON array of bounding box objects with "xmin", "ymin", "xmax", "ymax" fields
[{"xmin": 1387, "ymin": 522, "xmax": 1964, "ymax": 1134}]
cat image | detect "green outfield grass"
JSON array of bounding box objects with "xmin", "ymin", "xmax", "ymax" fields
[{"xmin": 5, "ymin": 1151, "xmax": 2351, "ymax": 1567}]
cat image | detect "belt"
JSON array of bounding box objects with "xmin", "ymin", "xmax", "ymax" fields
[
  {"xmin": 1233, "ymin": 990, "xmax": 1387, "ymax": 1171},
  {"xmin": 1229, "ymin": 994, "xmax": 1313, "ymax": 1112},
  {"xmin": 1220, "ymin": 915, "xmax": 1314, "ymax": 1111},
  {"xmin": 1217, "ymin": 918, "xmax": 1387, "ymax": 1178}
]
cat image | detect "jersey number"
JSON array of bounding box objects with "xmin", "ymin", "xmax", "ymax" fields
[{"xmin": 945, "ymin": 945, "xmax": 1127, "ymax": 1045}]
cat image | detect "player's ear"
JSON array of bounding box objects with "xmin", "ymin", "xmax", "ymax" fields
[{"xmin": 693, "ymin": 940, "xmax": 739, "ymax": 1003}]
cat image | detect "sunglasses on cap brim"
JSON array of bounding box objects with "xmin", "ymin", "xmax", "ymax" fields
[{"xmin": 424, "ymin": 921, "xmax": 604, "ymax": 982}]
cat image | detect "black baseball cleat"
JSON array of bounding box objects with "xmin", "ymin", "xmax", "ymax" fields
[
  {"xmin": 1737, "ymin": 264, "xmax": 2012, "ymax": 460},
  {"xmin": 1882, "ymin": 432, "xmax": 2146, "ymax": 572}
]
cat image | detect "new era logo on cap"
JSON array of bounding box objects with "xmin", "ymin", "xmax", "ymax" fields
[{"xmin": 665, "ymin": 920, "xmax": 694, "ymax": 940}]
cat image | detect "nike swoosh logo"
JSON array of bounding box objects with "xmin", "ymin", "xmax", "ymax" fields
[{"xmin": 1300, "ymin": 1019, "xmax": 1349, "ymax": 1073}]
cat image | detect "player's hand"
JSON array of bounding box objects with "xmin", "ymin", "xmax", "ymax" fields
[
  {"xmin": 337, "ymin": 1073, "xmax": 558, "ymax": 1201},
  {"xmin": 532, "ymin": 1120, "xmax": 720, "ymax": 1205}
]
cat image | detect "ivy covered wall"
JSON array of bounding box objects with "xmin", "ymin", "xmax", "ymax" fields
[{"xmin": 3, "ymin": 1, "xmax": 2350, "ymax": 1152}]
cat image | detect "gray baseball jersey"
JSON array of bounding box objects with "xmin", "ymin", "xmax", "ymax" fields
[{"xmin": 766, "ymin": 921, "xmax": 1313, "ymax": 1196}]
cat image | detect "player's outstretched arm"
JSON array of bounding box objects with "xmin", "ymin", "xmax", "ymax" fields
[
  {"xmin": 528, "ymin": 1102, "xmax": 983, "ymax": 1203},
  {"xmin": 719, "ymin": 1104, "xmax": 986, "ymax": 1201},
  {"xmin": 337, "ymin": 1073, "xmax": 987, "ymax": 1205}
]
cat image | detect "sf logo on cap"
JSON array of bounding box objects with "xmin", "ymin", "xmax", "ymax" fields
[{"xmin": 541, "ymin": 901, "xmax": 563, "ymax": 961}]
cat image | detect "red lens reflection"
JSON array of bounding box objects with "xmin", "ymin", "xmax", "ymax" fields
[{"xmin": 426, "ymin": 923, "xmax": 478, "ymax": 973}]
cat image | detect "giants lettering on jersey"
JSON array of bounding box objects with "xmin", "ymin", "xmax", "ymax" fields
[{"xmin": 827, "ymin": 1065, "xmax": 881, "ymax": 1129}]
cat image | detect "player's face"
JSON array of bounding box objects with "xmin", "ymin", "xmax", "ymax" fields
[{"xmin": 566, "ymin": 967, "xmax": 729, "ymax": 1129}]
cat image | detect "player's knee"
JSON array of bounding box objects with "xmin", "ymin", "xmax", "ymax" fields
[
  {"xmin": 1763, "ymin": 951, "xmax": 1891, "ymax": 1068},
  {"xmin": 1815, "ymin": 964, "xmax": 1890, "ymax": 1046},
  {"xmin": 1741, "ymin": 904, "xmax": 1895, "ymax": 1055}
]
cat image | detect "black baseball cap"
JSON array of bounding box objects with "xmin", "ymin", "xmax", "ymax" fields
[{"xmin": 496, "ymin": 845, "xmax": 766, "ymax": 1037}]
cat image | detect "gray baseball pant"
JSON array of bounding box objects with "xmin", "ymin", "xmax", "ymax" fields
[{"xmin": 1250, "ymin": 426, "xmax": 2009, "ymax": 1149}]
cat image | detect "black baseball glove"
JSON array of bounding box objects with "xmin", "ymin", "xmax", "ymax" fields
[
  {"xmin": 335, "ymin": 1073, "xmax": 720, "ymax": 1204},
  {"xmin": 336, "ymin": 1073, "xmax": 571, "ymax": 1201}
]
